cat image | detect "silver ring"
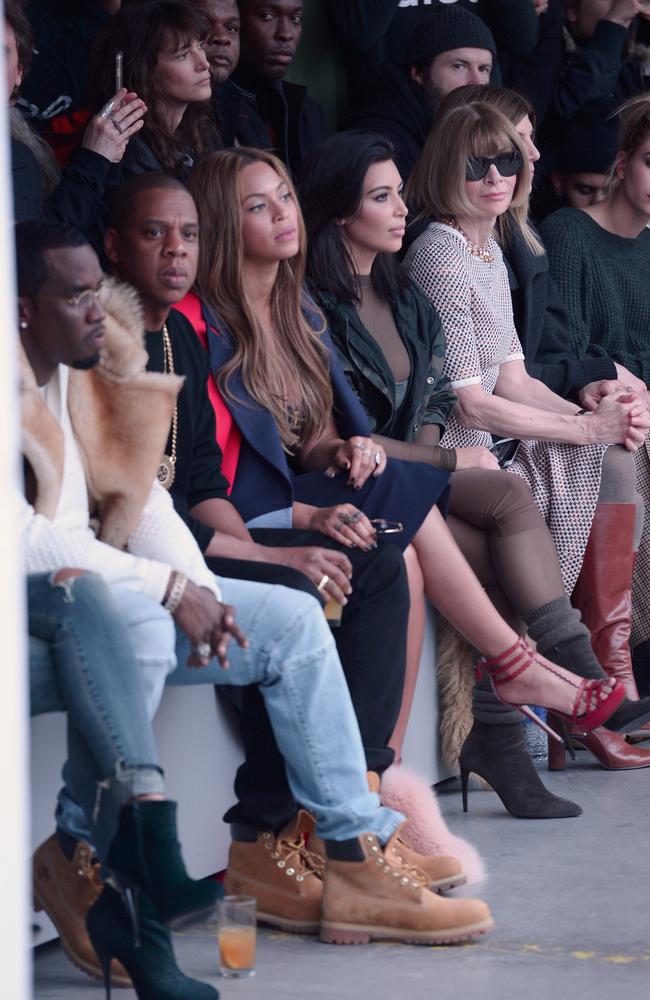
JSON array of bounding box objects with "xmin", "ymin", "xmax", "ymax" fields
[
  {"xmin": 317, "ymin": 574, "xmax": 329, "ymax": 592},
  {"xmin": 111, "ymin": 118, "xmax": 124, "ymax": 134},
  {"xmin": 193, "ymin": 642, "xmax": 211, "ymax": 659},
  {"xmin": 353, "ymin": 443, "xmax": 371, "ymax": 455},
  {"xmin": 99, "ymin": 100, "xmax": 115, "ymax": 119},
  {"xmin": 374, "ymin": 451, "xmax": 382, "ymax": 466}
]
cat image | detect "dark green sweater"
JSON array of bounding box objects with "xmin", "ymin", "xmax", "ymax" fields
[{"xmin": 540, "ymin": 208, "xmax": 650, "ymax": 383}]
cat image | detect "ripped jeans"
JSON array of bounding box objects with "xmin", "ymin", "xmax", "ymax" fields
[
  {"xmin": 56, "ymin": 575, "xmax": 405, "ymax": 846},
  {"xmin": 28, "ymin": 572, "xmax": 166, "ymax": 864}
]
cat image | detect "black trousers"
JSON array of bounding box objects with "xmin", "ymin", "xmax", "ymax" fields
[{"xmin": 206, "ymin": 528, "xmax": 409, "ymax": 832}]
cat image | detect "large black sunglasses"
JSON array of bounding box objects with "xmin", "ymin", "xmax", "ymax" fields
[{"xmin": 465, "ymin": 151, "xmax": 523, "ymax": 182}]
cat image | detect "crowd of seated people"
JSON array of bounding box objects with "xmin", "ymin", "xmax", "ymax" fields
[{"xmin": 7, "ymin": 2, "xmax": 650, "ymax": 997}]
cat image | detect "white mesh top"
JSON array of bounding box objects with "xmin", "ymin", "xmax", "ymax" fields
[
  {"xmin": 405, "ymin": 220, "xmax": 607, "ymax": 596},
  {"xmin": 407, "ymin": 222, "xmax": 524, "ymax": 393}
]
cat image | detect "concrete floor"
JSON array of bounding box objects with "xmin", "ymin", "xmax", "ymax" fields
[{"xmin": 33, "ymin": 760, "xmax": 650, "ymax": 1000}]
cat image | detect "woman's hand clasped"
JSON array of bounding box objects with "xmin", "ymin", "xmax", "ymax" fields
[
  {"xmin": 308, "ymin": 504, "xmax": 378, "ymax": 551},
  {"xmin": 325, "ymin": 436, "xmax": 387, "ymax": 488},
  {"xmin": 587, "ymin": 393, "xmax": 650, "ymax": 452}
]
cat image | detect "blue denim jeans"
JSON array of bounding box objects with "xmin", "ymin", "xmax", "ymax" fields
[
  {"xmin": 29, "ymin": 572, "xmax": 166, "ymax": 863},
  {"xmin": 57, "ymin": 575, "xmax": 404, "ymax": 844},
  {"xmin": 168, "ymin": 577, "xmax": 404, "ymax": 843}
]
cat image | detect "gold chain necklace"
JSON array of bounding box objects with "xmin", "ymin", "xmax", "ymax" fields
[
  {"xmin": 158, "ymin": 322, "xmax": 177, "ymax": 490},
  {"xmin": 440, "ymin": 216, "xmax": 494, "ymax": 263}
]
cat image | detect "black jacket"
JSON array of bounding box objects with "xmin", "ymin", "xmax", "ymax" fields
[
  {"xmin": 504, "ymin": 226, "xmax": 616, "ymax": 397},
  {"xmin": 228, "ymin": 66, "xmax": 327, "ymax": 177},
  {"xmin": 145, "ymin": 309, "xmax": 231, "ymax": 553},
  {"xmin": 17, "ymin": 3, "xmax": 109, "ymax": 120},
  {"xmin": 213, "ymin": 79, "xmax": 272, "ymax": 151},
  {"xmin": 11, "ymin": 134, "xmax": 114, "ymax": 246},
  {"xmin": 347, "ymin": 64, "xmax": 433, "ymax": 181},
  {"xmin": 316, "ymin": 281, "xmax": 455, "ymax": 442},
  {"xmin": 553, "ymin": 20, "xmax": 649, "ymax": 125}
]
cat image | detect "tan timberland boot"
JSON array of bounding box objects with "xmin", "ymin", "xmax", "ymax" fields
[
  {"xmin": 301, "ymin": 796, "xmax": 467, "ymax": 894},
  {"xmin": 320, "ymin": 829, "xmax": 493, "ymax": 945},
  {"xmin": 33, "ymin": 834, "xmax": 131, "ymax": 986},
  {"xmin": 224, "ymin": 819, "xmax": 323, "ymax": 933}
]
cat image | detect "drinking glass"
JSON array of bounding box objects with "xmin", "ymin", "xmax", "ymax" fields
[{"xmin": 217, "ymin": 895, "xmax": 256, "ymax": 978}]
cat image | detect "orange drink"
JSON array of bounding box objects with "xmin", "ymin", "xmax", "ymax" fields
[
  {"xmin": 218, "ymin": 926, "xmax": 256, "ymax": 971},
  {"xmin": 217, "ymin": 895, "xmax": 256, "ymax": 978},
  {"xmin": 323, "ymin": 596, "xmax": 343, "ymax": 627}
]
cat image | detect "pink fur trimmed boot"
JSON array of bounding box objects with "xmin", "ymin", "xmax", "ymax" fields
[{"xmin": 379, "ymin": 763, "xmax": 486, "ymax": 885}]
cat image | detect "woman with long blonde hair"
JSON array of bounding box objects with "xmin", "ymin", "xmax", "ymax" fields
[{"xmin": 180, "ymin": 145, "xmax": 639, "ymax": 755}]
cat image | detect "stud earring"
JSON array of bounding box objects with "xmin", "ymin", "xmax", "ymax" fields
[{"xmin": 19, "ymin": 320, "xmax": 28, "ymax": 330}]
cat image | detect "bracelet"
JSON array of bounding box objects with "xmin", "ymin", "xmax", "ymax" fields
[
  {"xmin": 576, "ymin": 408, "xmax": 587, "ymax": 416},
  {"xmin": 163, "ymin": 572, "xmax": 188, "ymax": 614}
]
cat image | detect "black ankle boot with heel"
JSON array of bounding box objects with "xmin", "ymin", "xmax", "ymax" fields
[
  {"xmin": 87, "ymin": 885, "xmax": 219, "ymax": 1000},
  {"xmin": 459, "ymin": 720, "xmax": 582, "ymax": 819}
]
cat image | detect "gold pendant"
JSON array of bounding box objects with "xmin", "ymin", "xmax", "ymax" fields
[{"xmin": 158, "ymin": 455, "xmax": 175, "ymax": 490}]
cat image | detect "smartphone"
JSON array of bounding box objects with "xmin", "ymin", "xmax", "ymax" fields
[
  {"xmin": 115, "ymin": 50, "xmax": 123, "ymax": 92},
  {"xmin": 370, "ymin": 518, "xmax": 403, "ymax": 535},
  {"xmin": 490, "ymin": 437, "xmax": 521, "ymax": 469}
]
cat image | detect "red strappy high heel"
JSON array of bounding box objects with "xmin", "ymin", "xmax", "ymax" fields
[{"xmin": 476, "ymin": 638, "xmax": 626, "ymax": 743}]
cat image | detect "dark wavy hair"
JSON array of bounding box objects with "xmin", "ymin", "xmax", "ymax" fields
[
  {"xmin": 299, "ymin": 130, "xmax": 409, "ymax": 305},
  {"xmin": 87, "ymin": 0, "xmax": 215, "ymax": 176}
]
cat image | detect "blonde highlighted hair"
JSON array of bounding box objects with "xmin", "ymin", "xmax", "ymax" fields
[
  {"xmin": 188, "ymin": 148, "xmax": 332, "ymax": 453},
  {"xmin": 616, "ymin": 93, "xmax": 650, "ymax": 157},
  {"xmin": 603, "ymin": 94, "xmax": 650, "ymax": 194},
  {"xmin": 406, "ymin": 100, "xmax": 543, "ymax": 256}
]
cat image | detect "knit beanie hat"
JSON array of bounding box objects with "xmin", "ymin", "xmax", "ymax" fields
[
  {"xmin": 406, "ymin": 7, "xmax": 497, "ymax": 68},
  {"xmin": 555, "ymin": 103, "xmax": 618, "ymax": 174}
]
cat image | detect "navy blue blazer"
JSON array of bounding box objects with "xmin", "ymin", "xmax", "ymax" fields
[
  {"xmin": 203, "ymin": 298, "xmax": 450, "ymax": 545},
  {"xmin": 203, "ymin": 299, "xmax": 373, "ymax": 526}
]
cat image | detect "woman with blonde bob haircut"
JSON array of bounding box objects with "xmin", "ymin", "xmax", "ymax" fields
[
  {"xmin": 408, "ymin": 103, "xmax": 542, "ymax": 257},
  {"xmin": 404, "ymin": 100, "xmax": 650, "ymax": 739},
  {"xmin": 432, "ymin": 85, "xmax": 650, "ymax": 773}
]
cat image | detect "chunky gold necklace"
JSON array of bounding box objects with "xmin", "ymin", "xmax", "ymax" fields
[
  {"xmin": 440, "ymin": 216, "xmax": 494, "ymax": 263},
  {"xmin": 158, "ymin": 322, "xmax": 178, "ymax": 490}
]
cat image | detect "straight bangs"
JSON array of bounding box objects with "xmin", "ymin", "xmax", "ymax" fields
[{"xmin": 161, "ymin": 28, "xmax": 205, "ymax": 54}]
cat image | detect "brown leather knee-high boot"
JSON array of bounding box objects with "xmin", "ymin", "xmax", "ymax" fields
[
  {"xmin": 571, "ymin": 502, "xmax": 639, "ymax": 700},
  {"xmin": 561, "ymin": 502, "xmax": 650, "ymax": 769}
]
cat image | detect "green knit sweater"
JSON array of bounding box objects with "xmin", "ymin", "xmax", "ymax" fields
[{"xmin": 540, "ymin": 208, "xmax": 650, "ymax": 383}]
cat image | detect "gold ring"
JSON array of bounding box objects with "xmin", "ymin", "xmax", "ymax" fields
[{"xmin": 317, "ymin": 574, "xmax": 329, "ymax": 592}]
